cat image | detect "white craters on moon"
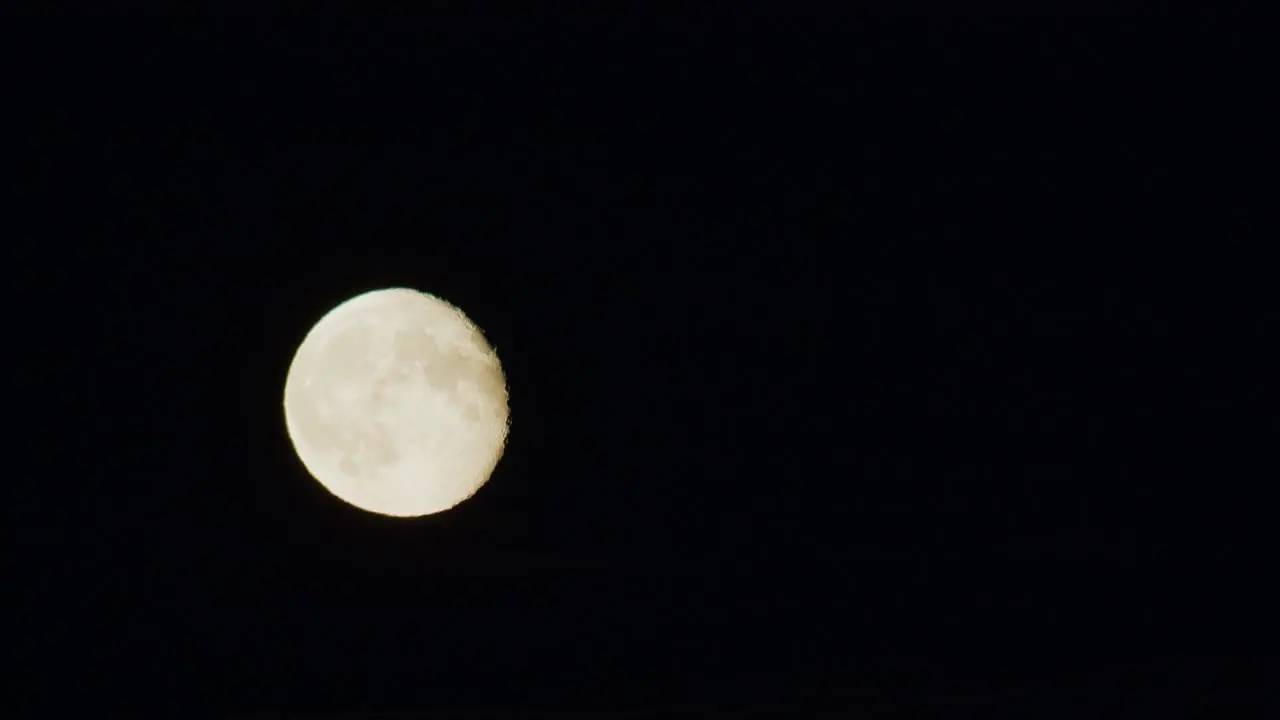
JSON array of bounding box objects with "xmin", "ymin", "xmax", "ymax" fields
[{"xmin": 283, "ymin": 287, "xmax": 509, "ymax": 517}]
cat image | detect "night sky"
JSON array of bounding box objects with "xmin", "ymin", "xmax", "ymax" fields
[{"xmin": 11, "ymin": 9, "xmax": 1275, "ymax": 717}]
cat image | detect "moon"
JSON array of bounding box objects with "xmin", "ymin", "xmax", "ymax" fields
[{"xmin": 283, "ymin": 287, "xmax": 510, "ymax": 517}]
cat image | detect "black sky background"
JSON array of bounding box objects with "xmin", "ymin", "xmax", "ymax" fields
[{"xmin": 9, "ymin": 9, "xmax": 1276, "ymax": 717}]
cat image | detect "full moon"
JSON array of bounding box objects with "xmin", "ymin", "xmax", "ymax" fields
[{"xmin": 283, "ymin": 287, "xmax": 509, "ymax": 517}]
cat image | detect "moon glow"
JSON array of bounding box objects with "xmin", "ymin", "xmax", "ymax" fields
[{"xmin": 283, "ymin": 288, "xmax": 509, "ymax": 517}]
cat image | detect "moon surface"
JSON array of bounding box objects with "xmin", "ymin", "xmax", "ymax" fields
[{"xmin": 283, "ymin": 287, "xmax": 509, "ymax": 517}]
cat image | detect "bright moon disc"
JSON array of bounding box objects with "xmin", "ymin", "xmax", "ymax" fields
[{"xmin": 283, "ymin": 287, "xmax": 509, "ymax": 517}]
